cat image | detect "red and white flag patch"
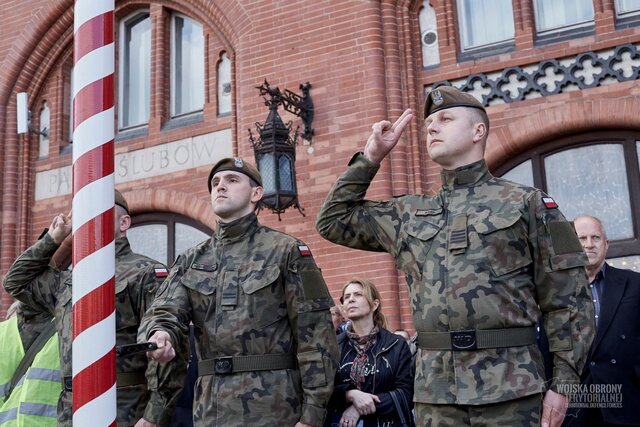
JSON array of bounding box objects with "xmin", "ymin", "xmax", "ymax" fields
[
  {"xmin": 154, "ymin": 267, "xmax": 169, "ymax": 278},
  {"xmin": 298, "ymin": 245, "xmax": 312, "ymax": 256},
  {"xmin": 542, "ymin": 197, "xmax": 558, "ymax": 209}
]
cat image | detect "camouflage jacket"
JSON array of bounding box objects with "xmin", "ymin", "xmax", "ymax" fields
[
  {"xmin": 141, "ymin": 212, "xmax": 339, "ymax": 426},
  {"xmin": 316, "ymin": 154, "xmax": 595, "ymax": 405},
  {"xmin": 3, "ymin": 235, "xmax": 178, "ymax": 426}
]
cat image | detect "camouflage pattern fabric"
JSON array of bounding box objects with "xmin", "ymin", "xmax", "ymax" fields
[
  {"xmin": 316, "ymin": 154, "xmax": 594, "ymax": 408},
  {"xmin": 415, "ymin": 393, "xmax": 542, "ymax": 426},
  {"xmin": 3, "ymin": 235, "xmax": 178, "ymax": 426},
  {"xmin": 140, "ymin": 212, "xmax": 339, "ymax": 427}
]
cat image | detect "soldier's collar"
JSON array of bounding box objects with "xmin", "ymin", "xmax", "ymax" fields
[
  {"xmin": 440, "ymin": 159, "xmax": 492, "ymax": 189},
  {"xmin": 115, "ymin": 237, "xmax": 132, "ymax": 256},
  {"xmin": 215, "ymin": 212, "xmax": 259, "ymax": 241}
]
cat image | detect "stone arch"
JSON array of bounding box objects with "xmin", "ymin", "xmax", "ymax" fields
[{"xmin": 485, "ymin": 97, "xmax": 640, "ymax": 169}]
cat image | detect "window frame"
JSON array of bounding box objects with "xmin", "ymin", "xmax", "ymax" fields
[
  {"xmin": 118, "ymin": 10, "xmax": 152, "ymax": 131},
  {"xmin": 170, "ymin": 12, "xmax": 205, "ymax": 119},
  {"xmin": 494, "ymin": 131, "xmax": 640, "ymax": 259},
  {"xmin": 131, "ymin": 212, "xmax": 213, "ymax": 265},
  {"xmin": 456, "ymin": 0, "xmax": 516, "ymax": 53},
  {"xmin": 532, "ymin": 0, "xmax": 595, "ymax": 41}
]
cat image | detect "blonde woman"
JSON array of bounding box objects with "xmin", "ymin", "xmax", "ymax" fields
[{"xmin": 325, "ymin": 278, "xmax": 414, "ymax": 427}]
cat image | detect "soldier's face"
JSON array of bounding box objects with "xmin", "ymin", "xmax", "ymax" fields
[
  {"xmin": 342, "ymin": 283, "xmax": 378, "ymax": 322},
  {"xmin": 424, "ymin": 107, "xmax": 482, "ymax": 169},
  {"xmin": 574, "ymin": 217, "xmax": 608, "ymax": 270},
  {"xmin": 210, "ymin": 171, "xmax": 262, "ymax": 222}
]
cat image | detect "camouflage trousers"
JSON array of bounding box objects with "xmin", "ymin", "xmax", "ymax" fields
[{"xmin": 415, "ymin": 393, "xmax": 542, "ymax": 427}]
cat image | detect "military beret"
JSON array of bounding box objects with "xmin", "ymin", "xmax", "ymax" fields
[
  {"xmin": 207, "ymin": 157, "xmax": 263, "ymax": 192},
  {"xmin": 114, "ymin": 189, "xmax": 129, "ymax": 213},
  {"xmin": 424, "ymin": 86, "xmax": 485, "ymax": 118}
]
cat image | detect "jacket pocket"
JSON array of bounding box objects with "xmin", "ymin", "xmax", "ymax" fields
[
  {"xmin": 398, "ymin": 218, "xmax": 442, "ymax": 279},
  {"xmin": 472, "ymin": 210, "xmax": 532, "ymax": 277},
  {"xmin": 240, "ymin": 265, "xmax": 285, "ymax": 328}
]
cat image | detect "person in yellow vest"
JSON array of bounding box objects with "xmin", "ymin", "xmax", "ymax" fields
[{"xmin": 0, "ymin": 301, "xmax": 60, "ymax": 427}]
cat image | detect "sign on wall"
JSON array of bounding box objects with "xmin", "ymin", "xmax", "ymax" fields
[{"xmin": 35, "ymin": 128, "xmax": 232, "ymax": 200}]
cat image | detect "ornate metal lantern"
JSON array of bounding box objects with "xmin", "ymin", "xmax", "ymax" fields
[{"xmin": 248, "ymin": 80, "xmax": 313, "ymax": 219}]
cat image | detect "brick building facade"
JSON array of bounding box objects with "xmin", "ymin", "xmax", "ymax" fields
[{"xmin": 1, "ymin": 0, "xmax": 639, "ymax": 330}]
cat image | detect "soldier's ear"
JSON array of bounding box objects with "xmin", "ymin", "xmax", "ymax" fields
[
  {"xmin": 251, "ymin": 186, "xmax": 264, "ymax": 204},
  {"xmin": 119, "ymin": 214, "xmax": 131, "ymax": 233}
]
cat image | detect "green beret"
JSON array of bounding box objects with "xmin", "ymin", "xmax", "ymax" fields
[
  {"xmin": 114, "ymin": 189, "xmax": 129, "ymax": 213},
  {"xmin": 208, "ymin": 157, "xmax": 263, "ymax": 192},
  {"xmin": 424, "ymin": 86, "xmax": 485, "ymax": 118}
]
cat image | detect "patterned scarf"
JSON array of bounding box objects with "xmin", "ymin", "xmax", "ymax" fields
[{"xmin": 346, "ymin": 325, "xmax": 379, "ymax": 389}]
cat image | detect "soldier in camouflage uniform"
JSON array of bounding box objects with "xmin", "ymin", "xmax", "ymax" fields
[
  {"xmin": 316, "ymin": 86, "xmax": 595, "ymax": 427},
  {"xmin": 141, "ymin": 157, "xmax": 339, "ymax": 427},
  {"xmin": 3, "ymin": 190, "xmax": 181, "ymax": 427}
]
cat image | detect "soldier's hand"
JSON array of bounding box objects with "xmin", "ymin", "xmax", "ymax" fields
[
  {"xmin": 338, "ymin": 405, "xmax": 360, "ymax": 427},
  {"xmin": 541, "ymin": 389, "xmax": 568, "ymax": 427},
  {"xmin": 363, "ymin": 108, "xmax": 413, "ymax": 165},
  {"xmin": 345, "ymin": 389, "xmax": 379, "ymax": 415},
  {"xmin": 133, "ymin": 418, "xmax": 158, "ymax": 427},
  {"xmin": 146, "ymin": 330, "xmax": 175, "ymax": 363},
  {"xmin": 48, "ymin": 211, "xmax": 72, "ymax": 244}
]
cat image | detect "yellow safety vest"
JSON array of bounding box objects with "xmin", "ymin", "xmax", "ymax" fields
[
  {"xmin": 0, "ymin": 317, "xmax": 25, "ymax": 426},
  {"xmin": 15, "ymin": 333, "xmax": 60, "ymax": 427}
]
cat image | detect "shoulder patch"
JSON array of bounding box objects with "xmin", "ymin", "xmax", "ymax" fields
[
  {"xmin": 298, "ymin": 245, "xmax": 312, "ymax": 256},
  {"xmin": 542, "ymin": 197, "xmax": 558, "ymax": 209},
  {"xmin": 154, "ymin": 267, "xmax": 168, "ymax": 278}
]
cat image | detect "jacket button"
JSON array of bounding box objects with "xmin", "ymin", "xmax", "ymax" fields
[
  {"xmin": 620, "ymin": 334, "xmax": 626, "ymax": 340},
  {"xmin": 611, "ymin": 359, "xmax": 617, "ymax": 364},
  {"xmin": 590, "ymin": 361, "xmax": 596, "ymax": 366}
]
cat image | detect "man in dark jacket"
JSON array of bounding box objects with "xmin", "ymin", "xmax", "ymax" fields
[{"xmin": 564, "ymin": 215, "xmax": 640, "ymax": 426}]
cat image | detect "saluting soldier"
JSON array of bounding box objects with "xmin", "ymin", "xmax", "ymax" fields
[
  {"xmin": 316, "ymin": 86, "xmax": 595, "ymax": 427},
  {"xmin": 3, "ymin": 190, "xmax": 179, "ymax": 427},
  {"xmin": 142, "ymin": 157, "xmax": 339, "ymax": 427}
]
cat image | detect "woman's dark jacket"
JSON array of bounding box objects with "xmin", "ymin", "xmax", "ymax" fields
[{"xmin": 325, "ymin": 327, "xmax": 414, "ymax": 427}]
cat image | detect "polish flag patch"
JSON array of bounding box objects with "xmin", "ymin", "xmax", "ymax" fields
[
  {"xmin": 154, "ymin": 267, "xmax": 169, "ymax": 278},
  {"xmin": 298, "ymin": 245, "xmax": 312, "ymax": 256},
  {"xmin": 542, "ymin": 197, "xmax": 558, "ymax": 209}
]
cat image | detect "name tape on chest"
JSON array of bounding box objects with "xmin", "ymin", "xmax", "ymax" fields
[
  {"xmin": 298, "ymin": 245, "xmax": 312, "ymax": 256},
  {"xmin": 542, "ymin": 197, "xmax": 558, "ymax": 209}
]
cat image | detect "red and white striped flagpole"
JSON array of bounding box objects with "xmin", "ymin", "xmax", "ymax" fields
[{"xmin": 72, "ymin": 1, "xmax": 116, "ymax": 426}]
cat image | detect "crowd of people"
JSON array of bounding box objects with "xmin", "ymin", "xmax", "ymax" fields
[{"xmin": 0, "ymin": 85, "xmax": 637, "ymax": 426}]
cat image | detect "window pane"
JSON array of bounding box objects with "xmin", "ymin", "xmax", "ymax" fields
[
  {"xmin": 607, "ymin": 255, "xmax": 640, "ymax": 272},
  {"xmin": 457, "ymin": 0, "xmax": 514, "ymax": 50},
  {"xmin": 617, "ymin": 0, "xmax": 640, "ymax": 14},
  {"xmin": 120, "ymin": 13, "xmax": 151, "ymax": 129},
  {"xmin": 535, "ymin": 0, "xmax": 594, "ymax": 32},
  {"xmin": 172, "ymin": 15, "xmax": 205, "ymax": 117},
  {"xmin": 545, "ymin": 144, "xmax": 633, "ymax": 240},
  {"xmin": 127, "ymin": 224, "xmax": 168, "ymax": 265},
  {"xmin": 175, "ymin": 223, "xmax": 209, "ymax": 257},
  {"xmin": 501, "ymin": 160, "xmax": 534, "ymax": 187}
]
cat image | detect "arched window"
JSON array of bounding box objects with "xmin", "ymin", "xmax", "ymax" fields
[
  {"xmin": 419, "ymin": 1, "xmax": 440, "ymax": 68},
  {"xmin": 128, "ymin": 213, "xmax": 212, "ymax": 265},
  {"xmin": 39, "ymin": 101, "xmax": 50, "ymax": 158},
  {"xmin": 496, "ymin": 131, "xmax": 640, "ymax": 271},
  {"xmin": 217, "ymin": 52, "xmax": 231, "ymax": 115}
]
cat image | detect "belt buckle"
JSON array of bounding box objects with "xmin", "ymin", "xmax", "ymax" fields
[
  {"xmin": 214, "ymin": 357, "xmax": 233, "ymax": 375},
  {"xmin": 450, "ymin": 330, "xmax": 477, "ymax": 350}
]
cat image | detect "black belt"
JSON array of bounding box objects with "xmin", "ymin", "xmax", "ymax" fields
[
  {"xmin": 198, "ymin": 353, "xmax": 296, "ymax": 376},
  {"xmin": 417, "ymin": 327, "xmax": 536, "ymax": 351},
  {"xmin": 62, "ymin": 371, "xmax": 146, "ymax": 391}
]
